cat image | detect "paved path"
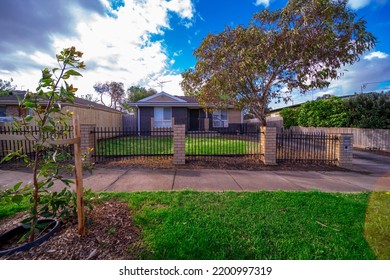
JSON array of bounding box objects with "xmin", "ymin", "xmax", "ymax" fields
[{"xmin": 1, "ymin": 151, "xmax": 389, "ymax": 193}]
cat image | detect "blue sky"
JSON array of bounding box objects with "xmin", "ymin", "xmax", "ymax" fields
[{"xmin": 0, "ymin": 0, "xmax": 389, "ymax": 108}]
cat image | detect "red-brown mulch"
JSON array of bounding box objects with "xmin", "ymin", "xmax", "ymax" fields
[
  {"xmin": 99, "ymin": 157, "xmax": 343, "ymax": 171},
  {"xmin": 0, "ymin": 200, "xmax": 141, "ymax": 260}
]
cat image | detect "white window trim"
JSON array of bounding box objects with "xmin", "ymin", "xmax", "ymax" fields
[
  {"xmin": 212, "ymin": 110, "xmax": 228, "ymax": 128},
  {"xmin": 154, "ymin": 107, "xmax": 172, "ymax": 128}
]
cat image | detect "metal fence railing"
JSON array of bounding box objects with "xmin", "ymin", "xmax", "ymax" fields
[
  {"xmin": 0, "ymin": 126, "xmax": 74, "ymax": 164},
  {"xmin": 185, "ymin": 129, "xmax": 261, "ymax": 161},
  {"xmin": 276, "ymin": 131, "xmax": 338, "ymax": 164},
  {"xmin": 92, "ymin": 128, "xmax": 173, "ymax": 162}
]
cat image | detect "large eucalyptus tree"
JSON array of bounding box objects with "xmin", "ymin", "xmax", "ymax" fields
[{"xmin": 181, "ymin": 0, "xmax": 376, "ymax": 125}]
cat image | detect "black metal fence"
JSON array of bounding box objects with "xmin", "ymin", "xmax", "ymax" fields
[
  {"xmin": 276, "ymin": 130, "xmax": 338, "ymax": 164},
  {"xmin": 198, "ymin": 122, "xmax": 260, "ymax": 133},
  {"xmin": 92, "ymin": 128, "xmax": 173, "ymax": 162},
  {"xmin": 0, "ymin": 126, "xmax": 74, "ymax": 164},
  {"xmin": 185, "ymin": 129, "xmax": 261, "ymax": 161}
]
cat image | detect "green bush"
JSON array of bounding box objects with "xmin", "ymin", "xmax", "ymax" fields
[
  {"xmin": 344, "ymin": 92, "xmax": 390, "ymax": 129},
  {"xmin": 296, "ymin": 96, "xmax": 348, "ymax": 127},
  {"xmin": 279, "ymin": 107, "xmax": 299, "ymax": 128}
]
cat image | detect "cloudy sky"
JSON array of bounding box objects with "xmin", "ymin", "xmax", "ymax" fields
[{"xmin": 0, "ymin": 0, "xmax": 389, "ymax": 108}]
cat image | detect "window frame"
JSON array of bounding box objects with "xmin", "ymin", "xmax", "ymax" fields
[
  {"xmin": 154, "ymin": 107, "xmax": 172, "ymax": 128},
  {"xmin": 212, "ymin": 110, "xmax": 228, "ymax": 128}
]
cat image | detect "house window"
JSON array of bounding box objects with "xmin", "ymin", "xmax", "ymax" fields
[
  {"xmin": 212, "ymin": 110, "xmax": 228, "ymax": 128},
  {"xmin": 0, "ymin": 106, "xmax": 6, "ymax": 117},
  {"xmin": 154, "ymin": 107, "xmax": 172, "ymax": 128}
]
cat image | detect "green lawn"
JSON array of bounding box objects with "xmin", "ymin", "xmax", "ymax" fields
[
  {"xmin": 3, "ymin": 191, "xmax": 388, "ymax": 259},
  {"xmin": 105, "ymin": 191, "xmax": 384, "ymax": 260},
  {"xmin": 96, "ymin": 136, "xmax": 259, "ymax": 156}
]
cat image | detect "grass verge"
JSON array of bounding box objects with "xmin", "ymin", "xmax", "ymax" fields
[
  {"xmin": 2, "ymin": 190, "xmax": 386, "ymax": 259},
  {"xmin": 364, "ymin": 191, "xmax": 390, "ymax": 259},
  {"xmin": 104, "ymin": 191, "xmax": 377, "ymax": 260}
]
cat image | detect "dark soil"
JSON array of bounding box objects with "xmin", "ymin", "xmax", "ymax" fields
[
  {"xmin": 0, "ymin": 200, "xmax": 141, "ymax": 260},
  {"xmin": 98, "ymin": 156, "xmax": 344, "ymax": 172},
  {"xmin": 0, "ymin": 219, "xmax": 57, "ymax": 251}
]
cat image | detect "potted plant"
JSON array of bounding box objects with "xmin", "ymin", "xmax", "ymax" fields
[{"xmin": 0, "ymin": 47, "xmax": 88, "ymax": 256}]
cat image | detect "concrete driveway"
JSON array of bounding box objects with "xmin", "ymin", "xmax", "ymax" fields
[
  {"xmin": 1, "ymin": 150, "xmax": 389, "ymax": 193},
  {"xmin": 351, "ymin": 150, "xmax": 390, "ymax": 174}
]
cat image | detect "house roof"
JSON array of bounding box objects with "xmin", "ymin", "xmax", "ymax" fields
[
  {"xmin": 138, "ymin": 91, "xmax": 187, "ymax": 103},
  {"xmin": 128, "ymin": 91, "xmax": 202, "ymax": 108},
  {"xmin": 0, "ymin": 91, "xmax": 122, "ymax": 113},
  {"xmin": 174, "ymin": 95, "xmax": 198, "ymax": 103},
  {"xmin": 128, "ymin": 91, "xmax": 237, "ymax": 110}
]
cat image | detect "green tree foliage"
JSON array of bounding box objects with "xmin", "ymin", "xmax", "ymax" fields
[
  {"xmin": 0, "ymin": 78, "xmax": 16, "ymax": 95},
  {"xmin": 345, "ymin": 92, "xmax": 390, "ymax": 129},
  {"xmin": 181, "ymin": 0, "xmax": 376, "ymax": 126},
  {"xmin": 126, "ymin": 85, "xmax": 157, "ymax": 102},
  {"xmin": 279, "ymin": 107, "xmax": 299, "ymax": 128},
  {"xmin": 280, "ymin": 93, "xmax": 390, "ymax": 129},
  {"xmin": 123, "ymin": 86, "xmax": 157, "ymax": 113},
  {"xmin": 296, "ymin": 96, "xmax": 348, "ymax": 127}
]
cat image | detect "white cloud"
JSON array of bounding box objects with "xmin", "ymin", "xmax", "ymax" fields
[
  {"xmin": 364, "ymin": 51, "xmax": 389, "ymax": 60},
  {"xmin": 3, "ymin": 0, "xmax": 194, "ymax": 97},
  {"xmin": 273, "ymin": 53, "xmax": 390, "ymax": 109},
  {"xmin": 254, "ymin": 0, "xmax": 270, "ymax": 7},
  {"xmin": 347, "ymin": 0, "xmax": 371, "ymax": 9}
]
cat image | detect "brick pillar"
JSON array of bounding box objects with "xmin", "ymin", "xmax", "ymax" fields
[
  {"xmin": 204, "ymin": 118, "xmax": 209, "ymax": 131},
  {"xmin": 336, "ymin": 133, "xmax": 353, "ymax": 169},
  {"xmin": 260, "ymin": 126, "xmax": 277, "ymax": 165},
  {"xmin": 173, "ymin": 124, "xmax": 186, "ymax": 165},
  {"xmin": 80, "ymin": 124, "xmax": 96, "ymax": 163}
]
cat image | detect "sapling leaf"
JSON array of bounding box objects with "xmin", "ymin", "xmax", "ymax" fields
[
  {"xmin": 11, "ymin": 195, "xmax": 24, "ymax": 204},
  {"xmin": 12, "ymin": 182, "xmax": 23, "ymax": 191}
]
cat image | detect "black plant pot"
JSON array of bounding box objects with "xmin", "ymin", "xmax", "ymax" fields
[{"xmin": 0, "ymin": 218, "xmax": 60, "ymax": 257}]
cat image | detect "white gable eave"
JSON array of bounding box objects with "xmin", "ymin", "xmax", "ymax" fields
[{"xmin": 138, "ymin": 91, "xmax": 187, "ymax": 103}]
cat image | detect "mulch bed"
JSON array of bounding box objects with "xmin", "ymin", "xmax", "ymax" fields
[
  {"xmin": 99, "ymin": 157, "xmax": 344, "ymax": 172},
  {"xmin": 0, "ymin": 200, "xmax": 141, "ymax": 260}
]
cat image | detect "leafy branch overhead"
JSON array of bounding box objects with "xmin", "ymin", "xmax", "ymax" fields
[{"xmin": 181, "ymin": 0, "xmax": 376, "ymax": 126}]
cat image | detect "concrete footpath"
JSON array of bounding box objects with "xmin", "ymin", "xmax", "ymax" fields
[
  {"xmin": 1, "ymin": 151, "xmax": 389, "ymax": 193},
  {"xmin": 0, "ymin": 166, "xmax": 389, "ymax": 193}
]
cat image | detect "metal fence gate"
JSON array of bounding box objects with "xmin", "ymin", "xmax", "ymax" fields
[
  {"xmin": 185, "ymin": 129, "xmax": 261, "ymax": 161},
  {"xmin": 276, "ymin": 131, "xmax": 338, "ymax": 164}
]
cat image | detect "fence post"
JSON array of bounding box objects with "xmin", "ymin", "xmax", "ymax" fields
[
  {"xmin": 260, "ymin": 126, "xmax": 277, "ymax": 165},
  {"xmin": 173, "ymin": 124, "xmax": 186, "ymax": 165},
  {"xmin": 80, "ymin": 124, "xmax": 96, "ymax": 164},
  {"xmin": 336, "ymin": 133, "xmax": 353, "ymax": 169}
]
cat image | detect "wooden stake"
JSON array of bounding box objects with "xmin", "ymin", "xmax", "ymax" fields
[{"xmin": 73, "ymin": 115, "xmax": 86, "ymax": 236}]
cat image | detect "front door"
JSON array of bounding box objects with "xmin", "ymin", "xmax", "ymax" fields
[{"xmin": 189, "ymin": 109, "xmax": 199, "ymax": 131}]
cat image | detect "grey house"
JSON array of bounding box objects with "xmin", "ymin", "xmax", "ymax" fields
[{"xmin": 128, "ymin": 91, "xmax": 244, "ymax": 131}]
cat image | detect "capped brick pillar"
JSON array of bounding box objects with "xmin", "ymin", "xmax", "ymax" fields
[
  {"xmin": 260, "ymin": 126, "xmax": 277, "ymax": 165},
  {"xmin": 336, "ymin": 133, "xmax": 353, "ymax": 169},
  {"xmin": 173, "ymin": 124, "xmax": 186, "ymax": 165},
  {"xmin": 80, "ymin": 124, "xmax": 96, "ymax": 164}
]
